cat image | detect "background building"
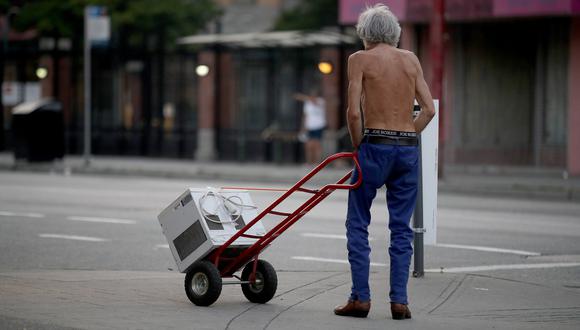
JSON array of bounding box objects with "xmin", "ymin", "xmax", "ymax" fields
[
  {"xmin": 181, "ymin": 0, "xmax": 353, "ymax": 164},
  {"xmin": 340, "ymin": 0, "xmax": 580, "ymax": 175},
  {"xmin": 185, "ymin": 0, "xmax": 580, "ymax": 173},
  {"xmin": 2, "ymin": 0, "xmax": 579, "ymax": 176}
]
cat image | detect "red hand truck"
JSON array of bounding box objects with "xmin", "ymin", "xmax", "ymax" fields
[{"xmin": 184, "ymin": 152, "xmax": 362, "ymax": 306}]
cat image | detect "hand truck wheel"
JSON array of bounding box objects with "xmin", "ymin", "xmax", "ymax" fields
[
  {"xmin": 184, "ymin": 260, "xmax": 222, "ymax": 306},
  {"xmin": 241, "ymin": 259, "xmax": 277, "ymax": 304}
]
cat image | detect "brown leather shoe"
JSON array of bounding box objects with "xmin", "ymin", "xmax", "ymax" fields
[
  {"xmin": 391, "ymin": 303, "xmax": 412, "ymax": 320},
  {"xmin": 334, "ymin": 300, "xmax": 371, "ymax": 318}
]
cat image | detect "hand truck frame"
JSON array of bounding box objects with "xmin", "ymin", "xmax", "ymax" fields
[{"xmin": 183, "ymin": 152, "xmax": 362, "ymax": 306}]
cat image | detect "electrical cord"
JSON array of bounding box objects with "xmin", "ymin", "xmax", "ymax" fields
[{"xmin": 199, "ymin": 188, "xmax": 257, "ymax": 225}]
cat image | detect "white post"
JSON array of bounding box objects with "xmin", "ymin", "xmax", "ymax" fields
[
  {"xmin": 421, "ymin": 100, "xmax": 439, "ymax": 246},
  {"xmin": 413, "ymin": 100, "xmax": 439, "ymax": 278}
]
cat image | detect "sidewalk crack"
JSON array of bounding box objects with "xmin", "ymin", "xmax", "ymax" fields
[
  {"xmin": 263, "ymin": 274, "xmax": 350, "ymax": 330},
  {"xmin": 427, "ymin": 274, "xmax": 468, "ymax": 314},
  {"xmin": 224, "ymin": 271, "xmax": 347, "ymax": 330}
]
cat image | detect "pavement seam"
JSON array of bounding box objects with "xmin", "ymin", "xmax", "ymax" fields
[
  {"xmin": 224, "ymin": 271, "xmax": 346, "ymax": 330},
  {"xmin": 415, "ymin": 274, "xmax": 458, "ymax": 315},
  {"xmin": 466, "ymin": 273, "xmax": 550, "ymax": 288},
  {"xmin": 262, "ymin": 274, "xmax": 351, "ymax": 330},
  {"xmin": 427, "ymin": 274, "xmax": 468, "ymax": 314},
  {"xmin": 433, "ymin": 306, "xmax": 580, "ymax": 323}
]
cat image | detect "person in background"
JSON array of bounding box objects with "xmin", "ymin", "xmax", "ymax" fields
[
  {"xmin": 333, "ymin": 4, "xmax": 436, "ymax": 321},
  {"xmin": 294, "ymin": 88, "xmax": 327, "ymax": 165}
]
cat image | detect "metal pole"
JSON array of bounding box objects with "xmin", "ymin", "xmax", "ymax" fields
[
  {"xmin": 0, "ymin": 14, "xmax": 8, "ymax": 151},
  {"xmin": 413, "ymin": 135, "xmax": 425, "ymax": 278},
  {"xmin": 0, "ymin": 7, "xmax": 17, "ymax": 150},
  {"xmin": 83, "ymin": 7, "xmax": 91, "ymax": 166}
]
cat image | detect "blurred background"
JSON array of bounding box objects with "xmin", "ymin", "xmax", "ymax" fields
[{"xmin": 0, "ymin": 0, "xmax": 579, "ymax": 175}]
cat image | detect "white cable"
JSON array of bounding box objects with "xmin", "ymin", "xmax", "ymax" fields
[{"xmin": 199, "ymin": 188, "xmax": 257, "ymax": 225}]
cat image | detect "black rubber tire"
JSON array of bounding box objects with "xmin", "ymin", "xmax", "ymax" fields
[
  {"xmin": 241, "ymin": 260, "xmax": 277, "ymax": 304},
  {"xmin": 184, "ymin": 260, "xmax": 222, "ymax": 306}
]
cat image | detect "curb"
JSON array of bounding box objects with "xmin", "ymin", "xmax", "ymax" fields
[{"xmin": 1, "ymin": 159, "xmax": 579, "ymax": 201}]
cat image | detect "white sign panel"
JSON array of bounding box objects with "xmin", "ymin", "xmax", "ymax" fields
[
  {"xmin": 2, "ymin": 82, "xmax": 22, "ymax": 106},
  {"xmin": 421, "ymin": 100, "xmax": 439, "ymax": 245},
  {"xmin": 87, "ymin": 6, "xmax": 110, "ymax": 43},
  {"xmin": 23, "ymin": 82, "xmax": 41, "ymax": 103}
]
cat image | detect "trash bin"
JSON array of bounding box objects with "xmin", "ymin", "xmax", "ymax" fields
[{"xmin": 12, "ymin": 98, "xmax": 64, "ymax": 162}]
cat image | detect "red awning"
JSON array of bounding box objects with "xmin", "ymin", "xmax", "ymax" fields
[{"xmin": 339, "ymin": 0, "xmax": 580, "ymax": 25}]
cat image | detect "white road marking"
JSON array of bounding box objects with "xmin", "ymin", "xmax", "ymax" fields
[
  {"xmin": 426, "ymin": 262, "xmax": 580, "ymax": 273},
  {"xmin": 301, "ymin": 233, "xmax": 375, "ymax": 241},
  {"xmin": 38, "ymin": 234, "xmax": 110, "ymax": 242},
  {"xmin": 0, "ymin": 211, "xmax": 45, "ymax": 218},
  {"xmin": 435, "ymin": 243, "xmax": 540, "ymax": 256},
  {"xmin": 21, "ymin": 212, "xmax": 45, "ymax": 218},
  {"xmin": 155, "ymin": 244, "xmax": 169, "ymax": 249},
  {"xmin": 300, "ymin": 234, "xmax": 536, "ymax": 257},
  {"xmin": 67, "ymin": 216, "xmax": 137, "ymax": 225},
  {"xmin": 292, "ymin": 256, "xmax": 386, "ymax": 267},
  {"xmin": 293, "ymin": 256, "xmax": 580, "ymax": 273}
]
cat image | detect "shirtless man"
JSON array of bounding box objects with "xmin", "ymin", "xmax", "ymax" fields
[{"xmin": 333, "ymin": 4, "xmax": 436, "ymax": 320}]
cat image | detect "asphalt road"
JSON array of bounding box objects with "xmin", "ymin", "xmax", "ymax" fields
[
  {"xmin": 2, "ymin": 170, "xmax": 580, "ymax": 329},
  {"xmin": 1, "ymin": 170, "xmax": 579, "ymax": 288}
]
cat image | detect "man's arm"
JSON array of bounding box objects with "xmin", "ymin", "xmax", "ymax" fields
[
  {"xmin": 347, "ymin": 53, "xmax": 364, "ymax": 148},
  {"xmin": 293, "ymin": 93, "xmax": 309, "ymax": 102},
  {"xmin": 411, "ymin": 54, "xmax": 436, "ymax": 133}
]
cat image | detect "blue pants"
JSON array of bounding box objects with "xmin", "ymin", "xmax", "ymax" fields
[{"xmin": 346, "ymin": 142, "xmax": 418, "ymax": 304}]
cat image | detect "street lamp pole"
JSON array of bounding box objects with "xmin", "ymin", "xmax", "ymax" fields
[
  {"xmin": 83, "ymin": 7, "xmax": 92, "ymax": 166},
  {"xmin": 0, "ymin": 7, "xmax": 19, "ymax": 151},
  {"xmin": 0, "ymin": 15, "xmax": 7, "ymax": 151}
]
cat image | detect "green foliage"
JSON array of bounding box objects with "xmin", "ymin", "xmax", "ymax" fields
[
  {"xmin": 274, "ymin": 0, "xmax": 338, "ymax": 31},
  {"xmin": 9, "ymin": 0, "xmax": 220, "ymax": 46},
  {"xmin": 11, "ymin": 0, "xmax": 85, "ymax": 37},
  {"xmin": 96, "ymin": 0, "xmax": 220, "ymax": 45},
  {"xmin": 0, "ymin": 0, "xmax": 11, "ymax": 13}
]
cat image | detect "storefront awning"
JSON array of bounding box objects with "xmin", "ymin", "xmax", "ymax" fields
[
  {"xmin": 177, "ymin": 30, "xmax": 357, "ymax": 48},
  {"xmin": 339, "ymin": 0, "xmax": 580, "ymax": 25}
]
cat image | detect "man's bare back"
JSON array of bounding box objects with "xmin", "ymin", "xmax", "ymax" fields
[{"xmin": 346, "ymin": 43, "xmax": 435, "ymax": 148}]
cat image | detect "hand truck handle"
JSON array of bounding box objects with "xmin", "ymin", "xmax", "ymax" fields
[
  {"xmin": 312, "ymin": 152, "xmax": 362, "ymax": 191},
  {"xmin": 209, "ymin": 151, "xmax": 362, "ymax": 275}
]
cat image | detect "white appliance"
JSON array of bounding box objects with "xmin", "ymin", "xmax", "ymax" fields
[{"xmin": 158, "ymin": 188, "xmax": 266, "ymax": 273}]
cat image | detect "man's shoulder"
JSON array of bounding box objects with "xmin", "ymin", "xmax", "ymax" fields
[
  {"xmin": 395, "ymin": 48, "xmax": 418, "ymax": 59},
  {"xmin": 397, "ymin": 49, "xmax": 420, "ymax": 64},
  {"xmin": 350, "ymin": 48, "xmax": 416, "ymax": 58},
  {"xmin": 348, "ymin": 50, "xmax": 374, "ymax": 66},
  {"xmin": 348, "ymin": 50, "xmax": 366, "ymax": 61}
]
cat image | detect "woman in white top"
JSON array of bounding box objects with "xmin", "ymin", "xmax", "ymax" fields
[{"xmin": 294, "ymin": 88, "xmax": 327, "ymax": 165}]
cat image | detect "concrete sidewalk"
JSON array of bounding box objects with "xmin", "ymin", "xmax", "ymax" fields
[
  {"xmin": 1, "ymin": 152, "xmax": 579, "ymax": 201},
  {"xmin": 0, "ymin": 269, "xmax": 579, "ymax": 329}
]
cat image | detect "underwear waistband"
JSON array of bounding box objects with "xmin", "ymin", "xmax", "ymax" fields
[{"xmin": 363, "ymin": 128, "xmax": 417, "ymax": 138}]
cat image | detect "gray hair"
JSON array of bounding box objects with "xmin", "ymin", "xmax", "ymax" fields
[{"xmin": 356, "ymin": 4, "xmax": 401, "ymax": 46}]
